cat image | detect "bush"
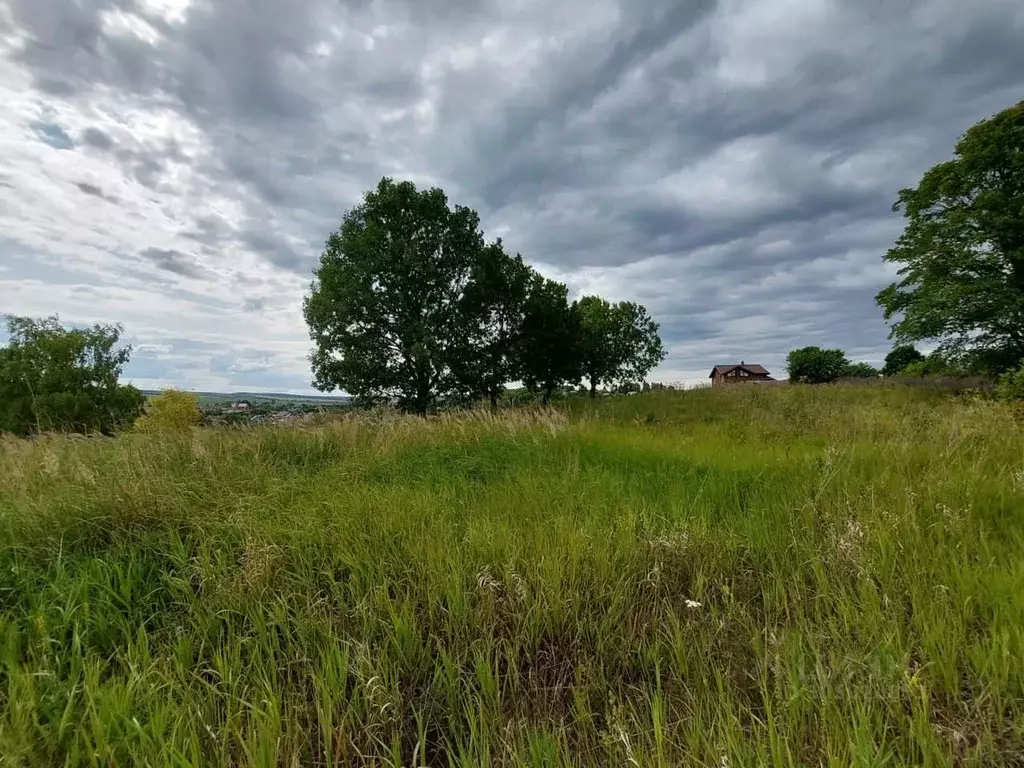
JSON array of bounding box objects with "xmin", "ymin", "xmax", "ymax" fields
[
  {"xmin": 996, "ymin": 363, "xmax": 1024, "ymax": 400},
  {"xmin": 899, "ymin": 352, "xmax": 960, "ymax": 378},
  {"xmin": 134, "ymin": 389, "xmax": 203, "ymax": 433}
]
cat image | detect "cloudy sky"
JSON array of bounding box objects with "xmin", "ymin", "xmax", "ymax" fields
[{"xmin": 1, "ymin": 0, "xmax": 1022, "ymax": 392}]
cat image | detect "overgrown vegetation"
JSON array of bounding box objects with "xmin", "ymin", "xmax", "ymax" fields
[
  {"xmin": 133, "ymin": 389, "xmax": 203, "ymax": 433},
  {"xmin": 1, "ymin": 385, "xmax": 1021, "ymax": 766},
  {"xmin": 0, "ymin": 315, "xmax": 143, "ymax": 436}
]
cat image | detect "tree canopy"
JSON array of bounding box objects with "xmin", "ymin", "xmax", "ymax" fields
[
  {"xmin": 304, "ymin": 178, "xmax": 487, "ymax": 415},
  {"xmin": 876, "ymin": 101, "xmax": 1024, "ymax": 374},
  {"xmin": 305, "ymin": 178, "xmax": 666, "ymax": 412},
  {"xmin": 0, "ymin": 315, "xmax": 143, "ymax": 436},
  {"xmin": 786, "ymin": 346, "xmax": 849, "ymax": 384},
  {"xmin": 518, "ymin": 276, "xmax": 582, "ymax": 404},
  {"xmin": 577, "ymin": 297, "xmax": 666, "ymax": 396},
  {"xmin": 882, "ymin": 344, "xmax": 925, "ymax": 376}
]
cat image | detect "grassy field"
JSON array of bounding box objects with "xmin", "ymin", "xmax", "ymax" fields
[{"xmin": 1, "ymin": 385, "xmax": 1022, "ymax": 766}]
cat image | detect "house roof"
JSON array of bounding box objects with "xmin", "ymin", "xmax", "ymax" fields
[{"xmin": 709, "ymin": 363, "xmax": 770, "ymax": 378}]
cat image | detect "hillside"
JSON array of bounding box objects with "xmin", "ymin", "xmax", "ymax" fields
[
  {"xmin": 1, "ymin": 385, "xmax": 1022, "ymax": 765},
  {"xmin": 141, "ymin": 390, "xmax": 352, "ymax": 406}
]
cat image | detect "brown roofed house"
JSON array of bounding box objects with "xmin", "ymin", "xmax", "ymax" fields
[{"xmin": 709, "ymin": 362, "xmax": 774, "ymax": 387}]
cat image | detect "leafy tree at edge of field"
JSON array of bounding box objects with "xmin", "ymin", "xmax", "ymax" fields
[
  {"xmin": 304, "ymin": 178, "xmax": 488, "ymax": 415},
  {"xmin": 786, "ymin": 346, "xmax": 850, "ymax": 384},
  {"xmin": 450, "ymin": 240, "xmax": 534, "ymax": 409},
  {"xmin": 876, "ymin": 100, "xmax": 1024, "ymax": 375},
  {"xmin": 517, "ymin": 275, "xmax": 583, "ymax": 404},
  {"xmin": 0, "ymin": 314, "xmax": 143, "ymax": 436},
  {"xmin": 576, "ymin": 296, "xmax": 667, "ymax": 397}
]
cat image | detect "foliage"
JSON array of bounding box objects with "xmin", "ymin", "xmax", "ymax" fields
[
  {"xmin": 304, "ymin": 178, "xmax": 488, "ymax": 415},
  {"xmin": 452, "ymin": 241, "xmax": 533, "ymax": 408},
  {"xmin": 898, "ymin": 351, "xmax": 961, "ymax": 378},
  {"xmin": 0, "ymin": 315, "xmax": 143, "ymax": 436},
  {"xmin": 134, "ymin": 389, "xmax": 203, "ymax": 433},
  {"xmin": 517, "ymin": 276, "xmax": 582, "ymax": 403},
  {"xmin": 996, "ymin": 361, "xmax": 1024, "ymax": 400},
  {"xmin": 306, "ymin": 179, "xmax": 667, "ymax": 414},
  {"xmin": 576, "ymin": 296, "xmax": 666, "ymax": 396},
  {"xmin": 876, "ymin": 100, "xmax": 1024, "ymax": 374},
  {"xmin": 786, "ymin": 346, "xmax": 849, "ymax": 383},
  {"xmin": 1, "ymin": 386, "xmax": 1021, "ymax": 765},
  {"xmin": 842, "ymin": 361, "xmax": 880, "ymax": 378},
  {"xmin": 883, "ymin": 344, "xmax": 925, "ymax": 376}
]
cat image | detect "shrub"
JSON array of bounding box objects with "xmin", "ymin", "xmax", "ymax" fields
[
  {"xmin": 134, "ymin": 389, "xmax": 203, "ymax": 433},
  {"xmin": 996, "ymin": 362, "xmax": 1024, "ymax": 400}
]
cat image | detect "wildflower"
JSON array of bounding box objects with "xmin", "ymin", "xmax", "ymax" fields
[{"xmin": 684, "ymin": 599, "xmax": 701, "ymax": 609}]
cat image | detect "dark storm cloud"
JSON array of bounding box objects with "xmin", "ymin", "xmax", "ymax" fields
[
  {"xmin": 139, "ymin": 247, "xmax": 204, "ymax": 278},
  {"xmin": 74, "ymin": 181, "xmax": 118, "ymax": 203},
  {"xmin": 80, "ymin": 126, "xmax": 114, "ymax": 151},
  {"xmin": 4, "ymin": 0, "xmax": 1024, "ymax": 382}
]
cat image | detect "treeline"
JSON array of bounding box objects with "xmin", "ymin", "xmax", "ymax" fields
[
  {"xmin": 304, "ymin": 178, "xmax": 666, "ymax": 413},
  {"xmin": 785, "ymin": 344, "xmax": 976, "ymax": 383}
]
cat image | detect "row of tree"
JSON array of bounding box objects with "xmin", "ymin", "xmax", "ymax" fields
[
  {"xmin": 784, "ymin": 344, "xmax": 931, "ymax": 384},
  {"xmin": 304, "ymin": 178, "xmax": 666, "ymax": 413}
]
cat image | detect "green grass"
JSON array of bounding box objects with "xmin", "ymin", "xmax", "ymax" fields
[{"xmin": 1, "ymin": 385, "xmax": 1022, "ymax": 766}]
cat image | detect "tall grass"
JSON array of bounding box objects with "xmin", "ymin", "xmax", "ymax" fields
[{"xmin": 1, "ymin": 386, "xmax": 1022, "ymax": 766}]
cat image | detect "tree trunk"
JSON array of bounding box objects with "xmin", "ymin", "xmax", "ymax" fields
[
  {"xmin": 542, "ymin": 387, "xmax": 552, "ymax": 405},
  {"xmin": 489, "ymin": 391, "xmax": 498, "ymax": 411},
  {"xmin": 589, "ymin": 379, "xmax": 597, "ymax": 398}
]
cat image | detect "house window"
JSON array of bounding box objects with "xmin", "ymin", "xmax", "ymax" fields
[{"xmin": 739, "ymin": 370, "xmax": 748, "ymax": 376}]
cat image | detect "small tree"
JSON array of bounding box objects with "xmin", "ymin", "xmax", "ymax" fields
[
  {"xmin": 883, "ymin": 344, "xmax": 924, "ymax": 376},
  {"xmin": 134, "ymin": 389, "xmax": 203, "ymax": 433},
  {"xmin": 517, "ymin": 276, "xmax": 581, "ymax": 404},
  {"xmin": 0, "ymin": 315, "xmax": 143, "ymax": 436},
  {"xmin": 786, "ymin": 346, "xmax": 849, "ymax": 384}
]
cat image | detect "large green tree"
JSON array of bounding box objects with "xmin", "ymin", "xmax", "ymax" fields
[
  {"xmin": 304, "ymin": 178, "xmax": 489, "ymax": 414},
  {"xmin": 576, "ymin": 296, "xmax": 666, "ymax": 396},
  {"xmin": 786, "ymin": 346, "xmax": 849, "ymax": 384},
  {"xmin": 877, "ymin": 101, "xmax": 1024, "ymax": 374},
  {"xmin": 0, "ymin": 315, "xmax": 143, "ymax": 436},
  {"xmin": 452, "ymin": 240, "xmax": 534, "ymax": 408},
  {"xmin": 517, "ymin": 276, "xmax": 582, "ymax": 404}
]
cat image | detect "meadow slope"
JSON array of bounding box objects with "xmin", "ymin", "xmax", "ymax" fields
[{"xmin": 1, "ymin": 386, "xmax": 1022, "ymax": 766}]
